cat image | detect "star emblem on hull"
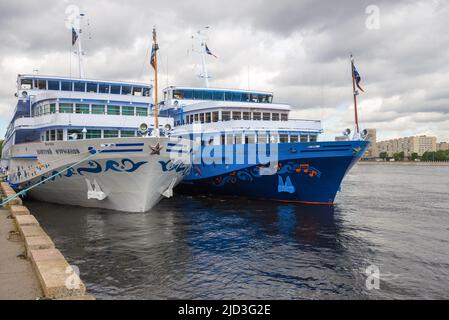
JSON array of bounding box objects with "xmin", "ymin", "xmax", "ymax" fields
[{"xmin": 150, "ymin": 143, "xmax": 163, "ymax": 155}]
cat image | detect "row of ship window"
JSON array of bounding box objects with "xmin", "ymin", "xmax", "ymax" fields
[
  {"xmin": 170, "ymin": 89, "xmax": 273, "ymax": 104},
  {"xmin": 183, "ymin": 111, "xmax": 288, "ymax": 124},
  {"xmin": 181, "ymin": 133, "xmax": 317, "ymax": 145},
  {"xmin": 40, "ymin": 128, "xmax": 317, "ymax": 144},
  {"xmin": 212, "ymin": 133, "xmax": 317, "ymax": 144},
  {"xmin": 34, "ymin": 103, "xmax": 149, "ymax": 117},
  {"xmin": 40, "ymin": 129, "xmax": 137, "ymax": 141},
  {"xmin": 21, "ymin": 78, "xmax": 151, "ymax": 96}
]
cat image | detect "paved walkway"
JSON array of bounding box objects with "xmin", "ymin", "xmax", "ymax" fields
[{"xmin": 0, "ymin": 207, "xmax": 42, "ymax": 299}]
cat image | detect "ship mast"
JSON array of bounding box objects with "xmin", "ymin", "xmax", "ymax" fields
[
  {"xmin": 152, "ymin": 27, "xmax": 159, "ymax": 134},
  {"xmin": 76, "ymin": 13, "xmax": 85, "ymax": 78},
  {"xmin": 350, "ymin": 54, "xmax": 360, "ymax": 134},
  {"xmin": 194, "ymin": 27, "xmax": 211, "ymax": 87},
  {"xmin": 200, "ymin": 42, "xmax": 209, "ymax": 87}
]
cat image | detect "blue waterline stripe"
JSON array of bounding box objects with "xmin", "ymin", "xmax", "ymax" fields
[
  {"xmin": 100, "ymin": 149, "xmax": 143, "ymax": 153},
  {"xmin": 322, "ymin": 144, "xmax": 352, "ymax": 148},
  {"xmin": 114, "ymin": 143, "xmax": 145, "ymax": 147},
  {"xmin": 12, "ymin": 156, "xmax": 38, "ymax": 159}
]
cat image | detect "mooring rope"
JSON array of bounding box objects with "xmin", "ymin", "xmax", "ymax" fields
[{"xmin": 0, "ymin": 144, "xmax": 114, "ymax": 207}]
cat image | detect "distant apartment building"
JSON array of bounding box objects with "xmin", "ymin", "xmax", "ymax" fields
[
  {"xmin": 377, "ymin": 135, "xmax": 437, "ymax": 157},
  {"xmin": 362, "ymin": 128, "xmax": 378, "ymax": 158},
  {"xmin": 437, "ymin": 142, "xmax": 449, "ymax": 151}
]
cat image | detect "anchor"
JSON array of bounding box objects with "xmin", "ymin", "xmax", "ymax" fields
[
  {"xmin": 278, "ymin": 175, "xmax": 295, "ymax": 194},
  {"xmin": 85, "ymin": 178, "xmax": 107, "ymax": 200},
  {"xmin": 161, "ymin": 177, "xmax": 177, "ymax": 198}
]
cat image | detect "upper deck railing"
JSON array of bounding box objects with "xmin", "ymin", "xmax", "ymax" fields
[
  {"xmin": 16, "ymin": 75, "xmax": 152, "ymax": 102},
  {"xmin": 173, "ymin": 119, "xmax": 322, "ymax": 134},
  {"xmin": 163, "ymin": 86, "xmax": 275, "ymax": 106},
  {"xmin": 27, "ymin": 90, "xmax": 153, "ymax": 106},
  {"xmin": 10, "ymin": 113, "xmax": 172, "ymax": 131},
  {"xmin": 163, "ymin": 100, "xmax": 291, "ymax": 113}
]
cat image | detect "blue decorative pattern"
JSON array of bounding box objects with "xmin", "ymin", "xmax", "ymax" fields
[
  {"xmin": 77, "ymin": 161, "xmax": 103, "ymax": 175},
  {"xmin": 178, "ymin": 140, "xmax": 370, "ymax": 204},
  {"xmin": 158, "ymin": 160, "xmax": 191, "ymax": 176},
  {"xmin": 77, "ymin": 159, "xmax": 148, "ymax": 175},
  {"xmin": 18, "ymin": 158, "xmax": 148, "ymax": 188},
  {"xmin": 104, "ymin": 159, "xmax": 148, "ymax": 173},
  {"xmin": 210, "ymin": 161, "xmax": 321, "ymax": 187}
]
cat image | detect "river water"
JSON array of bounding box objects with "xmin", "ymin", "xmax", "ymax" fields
[{"xmin": 26, "ymin": 164, "xmax": 449, "ymax": 299}]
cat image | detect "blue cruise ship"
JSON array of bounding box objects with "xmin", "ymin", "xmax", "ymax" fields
[
  {"xmin": 159, "ymin": 29, "xmax": 369, "ymax": 205},
  {"xmin": 161, "ymin": 87, "xmax": 368, "ymax": 204}
]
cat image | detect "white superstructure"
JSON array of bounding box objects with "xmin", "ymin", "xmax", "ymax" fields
[
  {"xmin": 160, "ymin": 86, "xmax": 322, "ymax": 146},
  {"xmin": 1, "ymin": 74, "xmax": 193, "ymax": 212}
]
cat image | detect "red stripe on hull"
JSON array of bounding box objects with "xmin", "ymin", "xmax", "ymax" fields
[{"xmin": 270, "ymin": 199, "xmax": 334, "ymax": 205}]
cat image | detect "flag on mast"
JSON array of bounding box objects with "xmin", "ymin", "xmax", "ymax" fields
[
  {"xmin": 151, "ymin": 26, "xmax": 159, "ymax": 133},
  {"xmin": 205, "ymin": 43, "xmax": 218, "ymax": 58},
  {"xmin": 71, "ymin": 27, "xmax": 78, "ymax": 46},
  {"xmin": 150, "ymin": 43, "xmax": 159, "ymax": 70},
  {"xmin": 150, "ymin": 30, "xmax": 159, "ymax": 70},
  {"xmin": 351, "ymin": 57, "xmax": 365, "ymax": 93}
]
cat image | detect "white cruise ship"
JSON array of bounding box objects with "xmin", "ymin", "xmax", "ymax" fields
[
  {"xmin": 0, "ymin": 23, "xmax": 193, "ymax": 212},
  {"xmin": 0, "ymin": 74, "xmax": 192, "ymax": 212}
]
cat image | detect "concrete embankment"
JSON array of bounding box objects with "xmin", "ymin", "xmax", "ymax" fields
[
  {"xmin": 358, "ymin": 161, "xmax": 449, "ymax": 166},
  {"xmin": 0, "ymin": 182, "xmax": 94, "ymax": 300}
]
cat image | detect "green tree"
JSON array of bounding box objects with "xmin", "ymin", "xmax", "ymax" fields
[
  {"xmin": 379, "ymin": 152, "xmax": 388, "ymax": 160},
  {"xmin": 421, "ymin": 150, "xmax": 449, "ymax": 161},
  {"xmin": 393, "ymin": 152, "xmax": 404, "ymax": 161},
  {"xmin": 435, "ymin": 150, "xmax": 449, "ymax": 161},
  {"xmin": 411, "ymin": 152, "xmax": 419, "ymax": 161},
  {"xmin": 422, "ymin": 151, "xmax": 431, "ymax": 161}
]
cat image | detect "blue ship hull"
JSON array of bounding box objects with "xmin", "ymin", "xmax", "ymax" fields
[{"xmin": 177, "ymin": 140, "xmax": 369, "ymax": 204}]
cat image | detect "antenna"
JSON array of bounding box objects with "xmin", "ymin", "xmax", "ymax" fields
[
  {"xmin": 166, "ymin": 55, "xmax": 169, "ymax": 88},
  {"xmin": 247, "ymin": 65, "xmax": 250, "ymax": 90},
  {"xmin": 192, "ymin": 26, "xmax": 211, "ymax": 87},
  {"xmin": 86, "ymin": 15, "xmax": 92, "ymax": 40}
]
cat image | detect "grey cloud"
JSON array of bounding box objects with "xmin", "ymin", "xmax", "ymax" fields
[{"xmin": 0, "ymin": 0, "xmax": 448, "ymax": 141}]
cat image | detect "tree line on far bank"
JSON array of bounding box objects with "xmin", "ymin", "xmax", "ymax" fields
[{"xmin": 379, "ymin": 150, "xmax": 449, "ymax": 161}]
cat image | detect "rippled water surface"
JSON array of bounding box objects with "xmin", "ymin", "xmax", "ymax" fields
[{"xmin": 26, "ymin": 164, "xmax": 449, "ymax": 299}]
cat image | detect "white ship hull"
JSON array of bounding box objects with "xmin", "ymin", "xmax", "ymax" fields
[{"xmin": 5, "ymin": 137, "xmax": 192, "ymax": 212}]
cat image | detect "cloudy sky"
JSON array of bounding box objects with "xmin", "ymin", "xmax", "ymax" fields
[{"xmin": 0, "ymin": 0, "xmax": 448, "ymax": 142}]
